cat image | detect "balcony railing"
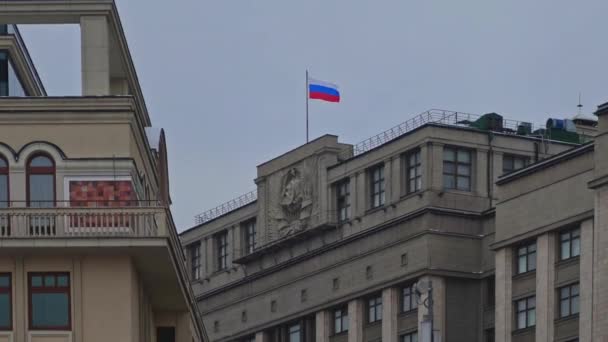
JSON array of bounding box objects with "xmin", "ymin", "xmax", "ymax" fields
[{"xmin": 0, "ymin": 201, "xmax": 166, "ymax": 238}]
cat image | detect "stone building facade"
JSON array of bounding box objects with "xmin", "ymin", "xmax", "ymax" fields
[{"xmin": 181, "ymin": 110, "xmax": 597, "ymax": 342}]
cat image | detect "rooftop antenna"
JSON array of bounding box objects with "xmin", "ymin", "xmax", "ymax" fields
[{"xmin": 577, "ymin": 92, "xmax": 583, "ymax": 115}]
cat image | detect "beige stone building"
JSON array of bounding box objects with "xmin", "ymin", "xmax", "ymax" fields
[
  {"xmin": 181, "ymin": 107, "xmax": 598, "ymax": 342},
  {"xmin": 0, "ymin": 1, "xmax": 206, "ymax": 342}
]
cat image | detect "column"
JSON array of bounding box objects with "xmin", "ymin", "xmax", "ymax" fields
[
  {"xmin": 384, "ymin": 157, "xmax": 393, "ymax": 205},
  {"xmin": 255, "ymin": 331, "xmax": 268, "ymax": 342},
  {"xmin": 495, "ymin": 248, "xmax": 513, "ymax": 342},
  {"xmin": 80, "ymin": 16, "xmax": 110, "ymax": 95},
  {"xmin": 348, "ymin": 299, "xmax": 364, "ymax": 342},
  {"xmin": 535, "ymin": 233, "xmax": 555, "ymax": 342},
  {"xmin": 355, "ymin": 171, "xmax": 366, "ymax": 217},
  {"xmin": 315, "ymin": 310, "xmax": 331, "ymax": 342},
  {"xmin": 382, "ymin": 287, "xmax": 399, "ymax": 342},
  {"xmin": 420, "ymin": 143, "xmax": 430, "ymax": 191},
  {"xmin": 417, "ymin": 276, "xmax": 446, "ymax": 342},
  {"xmin": 429, "ymin": 143, "xmax": 444, "ymax": 191},
  {"xmin": 476, "ymin": 148, "xmax": 489, "ymax": 197},
  {"xmin": 579, "ymin": 219, "xmax": 594, "ymax": 342}
]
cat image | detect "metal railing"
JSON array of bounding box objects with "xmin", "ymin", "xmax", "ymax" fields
[
  {"xmin": 0, "ymin": 201, "xmax": 166, "ymax": 238},
  {"xmin": 339, "ymin": 109, "xmax": 544, "ymax": 160},
  {"xmin": 194, "ymin": 190, "xmax": 258, "ymax": 225}
]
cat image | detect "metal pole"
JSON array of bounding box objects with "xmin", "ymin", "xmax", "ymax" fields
[{"xmin": 306, "ymin": 69, "xmax": 309, "ymax": 143}]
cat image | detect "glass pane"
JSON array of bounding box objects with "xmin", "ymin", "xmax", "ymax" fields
[
  {"xmin": 412, "ymin": 333, "xmax": 418, "ymax": 342},
  {"xmin": 29, "ymin": 174, "xmax": 54, "ymax": 206},
  {"xmin": 457, "ymin": 150, "xmax": 471, "ymax": 163},
  {"xmin": 518, "ymin": 256, "xmax": 527, "ymax": 273},
  {"xmin": 514, "ymin": 158, "xmax": 524, "ymax": 170},
  {"xmin": 561, "ymin": 299, "xmax": 570, "ymax": 317},
  {"xmin": 517, "ymin": 300, "xmax": 526, "ymax": 311},
  {"xmin": 560, "ymin": 287, "xmax": 569, "ymax": 299},
  {"xmin": 44, "ymin": 275, "xmax": 55, "ymax": 287},
  {"xmin": 457, "ymin": 176, "xmax": 470, "ymax": 191},
  {"xmin": 572, "ymin": 228, "xmax": 580, "ymax": 238},
  {"xmin": 528, "ymin": 297, "xmax": 535, "ymax": 308},
  {"xmin": 0, "ymin": 293, "xmax": 9, "ymax": 327},
  {"xmin": 31, "ymin": 276, "xmax": 42, "ymax": 287},
  {"xmin": 572, "ymin": 284, "xmax": 579, "ymax": 296},
  {"xmin": 0, "ymin": 276, "xmax": 8, "ymax": 287},
  {"xmin": 416, "ymin": 177, "xmax": 422, "ymax": 191},
  {"xmin": 443, "ymin": 175, "xmax": 455, "ymax": 189},
  {"xmin": 457, "ymin": 164, "xmax": 471, "ymax": 176},
  {"xmin": 443, "ymin": 149, "xmax": 455, "ymax": 162},
  {"xmin": 31, "ymin": 292, "xmax": 69, "ymax": 328},
  {"xmin": 572, "ymin": 295, "xmax": 579, "ymax": 314},
  {"xmin": 0, "ymin": 176, "xmax": 7, "ymax": 205},
  {"xmin": 572, "ymin": 238, "xmax": 580, "ymax": 257},
  {"xmin": 343, "ymin": 314, "xmax": 349, "ymax": 331},
  {"xmin": 517, "ymin": 312, "xmax": 526, "ymax": 329},
  {"xmin": 528, "ymin": 253, "xmax": 536, "ymax": 271},
  {"xmin": 57, "ymin": 275, "xmax": 68, "ymax": 287},
  {"xmin": 528, "ymin": 308, "xmax": 536, "ymax": 326},
  {"xmin": 377, "ymin": 303, "xmax": 382, "ymax": 320},
  {"xmin": 30, "ymin": 156, "xmax": 53, "ymax": 167},
  {"xmin": 443, "ymin": 162, "xmax": 455, "ymax": 174},
  {"xmin": 561, "ymin": 241, "xmax": 570, "ymax": 260},
  {"xmin": 0, "ymin": 158, "xmax": 6, "ymax": 168}
]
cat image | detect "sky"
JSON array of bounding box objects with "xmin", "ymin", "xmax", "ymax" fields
[{"xmin": 17, "ymin": 0, "xmax": 608, "ymax": 231}]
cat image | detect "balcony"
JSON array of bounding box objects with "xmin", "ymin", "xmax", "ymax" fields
[{"xmin": 0, "ymin": 201, "xmax": 167, "ymax": 239}]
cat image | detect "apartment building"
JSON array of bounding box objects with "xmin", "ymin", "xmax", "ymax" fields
[
  {"xmin": 0, "ymin": 1, "xmax": 206, "ymax": 342},
  {"xmin": 181, "ymin": 109, "xmax": 594, "ymax": 342},
  {"xmin": 493, "ymin": 104, "xmax": 608, "ymax": 342}
]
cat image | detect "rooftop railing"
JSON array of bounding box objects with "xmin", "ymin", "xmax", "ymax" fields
[
  {"xmin": 0, "ymin": 201, "xmax": 167, "ymax": 238},
  {"xmin": 194, "ymin": 190, "xmax": 257, "ymax": 225}
]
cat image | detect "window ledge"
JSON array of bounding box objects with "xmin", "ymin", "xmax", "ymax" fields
[
  {"xmin": 366, "ymin": 320, "xmax": 382, "ymax": 327},
  {"xmin": 365, "ymin": 206, "xmax": 386, "ymax": 215},
  {"xmin": 555, "ymin": 313, "xmax": 579, "ymax": 324},
  {"xmin": 400, "ymin": 190, "xmax": 424, "ymax": 201},
  {"xmin": 555, "ymin": 256, "xmax": 580, "ymax": 267},
  {"xmin": 511, "ymin": 326, "xmax": 535, "ymax": 336},
  {"xmin": 512, "ymin": 270, "xmax": 536, "ymax": 280},
  {"xmin": 398, "ymin": 308, "xmax": 418, "ymax": 317},
  {"xmin": 331, "ymin": 331, "xmax": 348, "ymax": 337}
]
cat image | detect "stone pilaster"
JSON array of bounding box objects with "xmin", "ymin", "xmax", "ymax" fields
[
  {"xmin": 348, "ymin": 299, "xmax": 364, "ymax": 342},
  {"xmin": 535, "ymin": 233, "xmax": 555, "ymax": 342},
  {"xmin": 417, "ymin": 276, "xmax": 446, "ymax": 342},
  {"xmin": 254, "ymin": 331, "xmax": 268, "ymax": 342},
  {"xmin": 495, "ymin": 248, "xmax": 513, "ymax": 342},
  {"xmin": 382, "ymin": 287, "xmax": 399, "ymax": 342},
  {"xmin": 579, "ymin": 219, "xmax": 594, "ymax": 342},
  {"xmin": 315, "ymin": 310, "xmax": 331, "ymax": 342},
  {"xmin": 80, "ymin": 16, "xmax": 110, "ymax": 95}
]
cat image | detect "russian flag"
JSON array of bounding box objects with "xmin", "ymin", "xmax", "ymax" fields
[{"xmin": 308, "ymin": 78, "xmax": 340, "ymax": 103}]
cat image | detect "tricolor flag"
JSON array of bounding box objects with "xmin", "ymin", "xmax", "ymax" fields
[{"xmin": 308, "ymin": 78, "xmax": 340, "ymax": 103}]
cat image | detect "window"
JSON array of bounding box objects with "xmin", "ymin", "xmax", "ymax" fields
[
  {"xmin": 503, "ymin": 155, "xmax": 528, "ymax": 174},
  {"xmin": 559, "ymin": 283, "xmax": 579, "ymax": 318},
  {"xmin": 0, "ymin": 155, "xmax": 7, "ymax": 207},
  {"xmin": 402, "ymin": 285, "xmax": 418, "ymax": 312},
  {"xmin": 405, "ymin": 149, "xmax": 422, "ymax": 193},
  {"xmin": 515, "ymin": 296, "xmax": 536, "ymax": 329},
  {"xmin": 243, "ymin": 219, "xmax": 257, "ymax": 254},
  {"xmin": 0, "ymin": 273, "xmax": 11, "ymax": 330},
  {"xmin": 516, "ymin": 242, "xmax": 536, "ymax": 274},
  {"xmin": 288, "ymin": 323, "xmax": 301, "ymax": 342},
  {"xmin": 334, "ymin": 307, "xmax": 348, "ymax": 334},
  {"xmin": 215, "ymin": 231, "xmax": 228, "ymax": 271},
  {"xmin": 370, "ymin": 164, "xmax": 385, "ymax": 208},
  {"xmin": 400, "ymin": 332, "xmax": 418, "ymax": 342},
  {"xmin": 189, "ymin": 242, "xmax": 201, "ymax": 280},
  {"xmin": 368, "ymin": 295, "xmax": 382, "ymax": 323},
  {"xmin": 27, "ymin": 154, "xmax": 55, "ymax": 208},
  {"xmin": 336, "ymin": 178, "xmax": 351, "ymax": 222},
  {"xmin": 443, "ymin": 147, "xmax": 472, "ymax": 191},
  {"xmin": 560, "ymin": 228, "xmax": 581, "ymax": 261},
  {"xmin": 28, "ymin": 272, "xmax": 70, "ymax": 330}
]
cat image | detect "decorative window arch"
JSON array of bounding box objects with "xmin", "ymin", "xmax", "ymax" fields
[{"xmin": 26, "ymin": 153, "xmax": 55, "ymax": 208}]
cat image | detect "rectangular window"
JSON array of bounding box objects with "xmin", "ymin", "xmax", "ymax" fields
[
  {"xmin": 560, "ymin": 228, "xmax": 581, "ymax": 261},
  {"xmin": 336, "ymin": 179, "xmax": 351, "ymax": 222},
  {"xmin": 516, "ymin": 242, "xmax": 536, "ymax": 274},
  {"xmin": 559, "ymin": 283, "xmax": 579, "ymax": 318},
  {"xmin": 189, "ymin": 242, "xmax": 201, "ymax": 280},
  {"xmin": 370, "ymin": 164, "xmax": 385, "ymax": 209},
  {"xmin": 368, "ymin": 295, "xmax": 382, "ymax": 323},
  {"xmin": 243, "ymin": 220, "xmax": 257, "ymax": 254},
  {"xmin": 334, "ymin": 307, "xmax": 349, "ymax": 334},
  {"xmin": 503, "ymin": 155, "xmax": 529, "ymax": 174},
  {"xmin": 288, "ymin": 323, "xmax": 301, "ymax": 342},
  {"xmin": 28, "ymin": 272, "xmax": 70, "ymax": 330},
  {"xmin": 405, "ymin": 149, "xmax": 422, "ymax": 194},
  {"xmin": 443, "ymin": 147, "xmax": 472, "ymax": 191},
  {"xmin": 215, "ymin": 231, "xmax": 228, "ymax": 271},
  {"xmin": 0, "ymin": 273, "xmax": 11, "ymax": 330},
  {"xmin": 402, "ymin": 285, "xmax": 418, "ymax": 312},
  {"xmin": 515, "ymin": 296, "xmax": 536, "ymax": 329},
  {"xmin": 400, "ymin": 332, "xmax": 418, "ymax": 342}
]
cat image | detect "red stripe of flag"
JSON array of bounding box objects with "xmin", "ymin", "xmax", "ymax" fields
[{"xmin": 309, "ymin": 92, "xmax": 340, "ymax": 103}]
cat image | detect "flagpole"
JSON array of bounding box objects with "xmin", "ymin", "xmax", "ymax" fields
[{"xmin": 306, "ymin": 69, "xmax": 309, "ymax": 143}]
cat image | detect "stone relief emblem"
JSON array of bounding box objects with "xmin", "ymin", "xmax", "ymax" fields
[{"xmin": 269, "ymin": 166, "xmax": 316, "ymax": 238}]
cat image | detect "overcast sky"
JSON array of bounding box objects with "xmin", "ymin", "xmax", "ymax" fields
[{"xmin": 18, "ymin": 0, "xmax": 608, "ymax": 231}]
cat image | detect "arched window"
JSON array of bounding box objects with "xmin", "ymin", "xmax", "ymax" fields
[
  {"xmin": 27, "ymin": 154, "xmax": 55, "ymax": 208},
  {"xmin": 0, "ymin": 155, "xmax": 8, "ymax": 208}
]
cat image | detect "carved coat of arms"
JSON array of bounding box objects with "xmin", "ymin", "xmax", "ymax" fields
[{"xmin": 269, "ymin": 167, "xmax": 315, "ymax": 237}]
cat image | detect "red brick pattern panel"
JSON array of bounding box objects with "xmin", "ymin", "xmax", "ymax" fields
[{"xmin": 69, "ymin": 180, "xmax": 136, "ymax": 207}]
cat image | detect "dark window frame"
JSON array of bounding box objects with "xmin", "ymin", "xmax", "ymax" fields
[
  {"xmin": 400, "ymin": 331, "xmax": 418, "ymax": 342},
  {"xmin": 333, "ymin": 307, "xmax": 349, "ymax": 334},
  {"xmin": 443, "ymin": 146, "xmax": 472, "ymax": 191},
  {"xmin": 515, "ymin": 296, "xmax": 536, "ymax": 330},
  {"xmin": 401, "ymin": 284, "xmax": 418, "ymax": 313},
  {"xmin": 405, "ymin": 149, "xmax": 422, "ymax": 194},
  {"xmin": 0, "ymin": 154, "xmax": 8, "ymax": 206},
  {"xmin": 516, "ymin": 241, "xmax": 537, "ymax": 275},
  {"xmin": 288, "ymin": 322, "xmax": 301, "ymax": 342},
  {"xmin": 336, "ymin": 178, "xmax": 351, "ymax": 222},
  {"xmin": 215, "ymin": 231, "xmax": 228, "ymax": 271},
  {"xmin": 369, "ymin": 164, "xmax": 385, "ymax": 209},
  {"xmin": 0, "ymin": 273, "xmax": 11, "ymax": 330},
  {"xmin": 243, "ymin": 219, "xmax": 257, "ymax": 254},
  {"xmin": 189, "ymin": 242, "xmax": 201, "ymax": 280},
  {"xmin": 559, "ymin": 283, "xmax": 579, "ymax": 318},
  {"xmin": 367, "ymin": 295, "xmax": 383, "ymax": 323},
  {"xmin": 559, "ymin": 228, "xmax": 581, "ymax": 261},
  {"xmin": 28, "ymin": 272, "xmax": 71, "ymax": 330},
  {"xmin": 26, "ymin": 153, "xmax": 56, "ymax": 207},
  {"xmin": 502, "ymin": 154, "xmax": 529, "ymax": 174}
]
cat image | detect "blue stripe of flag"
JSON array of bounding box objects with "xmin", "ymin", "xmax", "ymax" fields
[{"xmin": 309, "ymin": 84, "xmax": 340, "ymax": 97}]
